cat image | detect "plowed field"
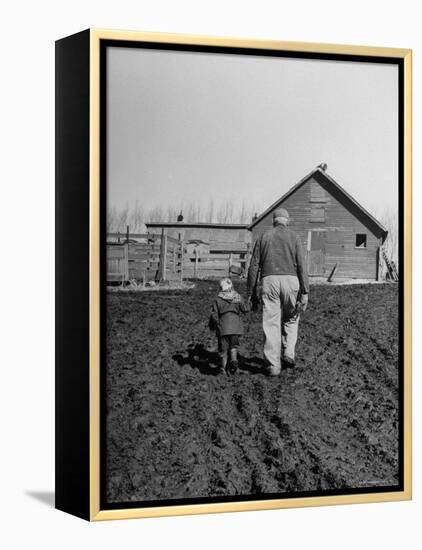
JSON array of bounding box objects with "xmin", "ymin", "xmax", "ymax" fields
[{"xmin": 105, "ymin": 281, "xmax": 399, "ymax": 504}]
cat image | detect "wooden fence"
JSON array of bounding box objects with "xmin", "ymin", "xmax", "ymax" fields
[{"xmin": 106, "ymin": 230, "xmax": 251, "ymax": 284}]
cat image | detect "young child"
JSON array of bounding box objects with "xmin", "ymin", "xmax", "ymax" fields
[{"xmin": 209, "ymin": 278, "xmax": 249, "ymax": 375}]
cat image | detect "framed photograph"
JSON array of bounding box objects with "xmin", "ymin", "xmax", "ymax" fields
[{"xmin": 55, "ymin": 29, "xmax": 412, "ymax": 521}]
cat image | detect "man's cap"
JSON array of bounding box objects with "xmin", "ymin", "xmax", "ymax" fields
[{"xmin": 273, "ymin": 208, "xmax": 289, "ymax": 219}]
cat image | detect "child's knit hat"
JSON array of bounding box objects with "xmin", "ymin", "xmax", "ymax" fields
[{"xmin": 219, "ymin": 278, "xmax": 233, "ymax": 292}]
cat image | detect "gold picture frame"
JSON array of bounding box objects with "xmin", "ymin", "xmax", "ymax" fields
[{"xmin": 55, "ymin": 28, "xmax": 412, "ymax": 521}]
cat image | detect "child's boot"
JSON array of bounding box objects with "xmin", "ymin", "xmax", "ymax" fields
[
  {"xmin": 228, "ymin": 348, "xmax": 239, "ymax": 374},
  {"xmin": 219, "ymin": 352, "xmax": 228, "ymax": 375}
]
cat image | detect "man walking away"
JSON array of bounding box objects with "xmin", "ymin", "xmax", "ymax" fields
[{"xmin": 247, "ymin": 208, "xmax": 309, "ymax": 376}]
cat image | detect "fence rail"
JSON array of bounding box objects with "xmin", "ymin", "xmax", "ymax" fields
[{"xmin": 107, "ymin": 231, "xmax": 181, "ymax": 245}]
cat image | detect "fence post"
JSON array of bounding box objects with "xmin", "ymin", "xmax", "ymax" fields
[
  {"xmin": 245, "ymin": 243, "xmax": 251, "ymax": 275},
  {"xmin": 158, "ymin": 228, "xmax": 168, "ymax": 281},
  {"xmin": 179, "ymin": 238, "xmax": 184, "ymax": 282},
  {"xmin": 228, "ymin": 252, "xmax": 233, "ymax": 276},
  {"xmin": 123, "ymin": 243, "xmax": 129, "ymax": 283},
  {"xmin": 194, "ymin": 247, "xmax": 199, "ymax": 279},
  {"xmin": 149, "ymin": 235, "xmax": 154, "ymax": 273}
]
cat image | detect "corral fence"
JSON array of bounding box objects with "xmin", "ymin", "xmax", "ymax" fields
[{"xmin": 106, "ymin": 229, "xmax": 252, "ymax": 284}]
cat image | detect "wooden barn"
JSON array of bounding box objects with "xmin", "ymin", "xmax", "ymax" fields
[{"xmin": 249, "ymin": 165, "xmax": 388, "ymax": 280}]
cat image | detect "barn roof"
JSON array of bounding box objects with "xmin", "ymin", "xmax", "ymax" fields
[
  {"xmin": 146, "ymin": 222, "xmax": 249, "ymax": 229},
  {"xmin": 248, "ymin": 167, "xmax": 388, "ymax": 242}
]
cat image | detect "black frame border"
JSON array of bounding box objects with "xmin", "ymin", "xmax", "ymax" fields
[{"xmin": 99, "ymin": 39, "xmax": 405, "ymax": 511}]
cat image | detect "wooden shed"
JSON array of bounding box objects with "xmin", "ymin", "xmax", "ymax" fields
[
  {"xmin": 145, "ymin": 222, "xmax": 251, "ymax": 251},
  {"xmin": 145, "ymin": 222, "xmax": 252, "ymax": 279},
  {"xmin": 249, "ymin": 166, "xmax": 388, "ymax": 280}
]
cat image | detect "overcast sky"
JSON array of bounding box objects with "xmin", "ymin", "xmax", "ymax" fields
[{"xmin": 107, "ymin": 46, "xmax": 398, "ymax": 219}]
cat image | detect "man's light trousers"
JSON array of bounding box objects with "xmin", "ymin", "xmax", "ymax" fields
[{"xmin": 262, "ymin": 275, "xmax": 300, "ymax": 372}]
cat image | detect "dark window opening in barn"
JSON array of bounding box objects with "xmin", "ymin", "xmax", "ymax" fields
[
  {"xmin": 355, "ymin": 234, "xmax": 367, "ymax": 248},
  {"xmin": 310, "ymin": 205, "xmax": 325, "ymax": 222}
]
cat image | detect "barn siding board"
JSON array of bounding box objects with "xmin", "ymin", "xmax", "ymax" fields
[
  {"xmin": 310, "ymin": 180, "xmax": 328, "ymax": 202},
  {"xmin": 251, "ymin": 173, "xmax": 383, "ymax": 279}
]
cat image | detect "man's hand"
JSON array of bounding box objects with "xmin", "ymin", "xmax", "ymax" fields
[
  {"xmin": 299, "ymin": 293, "xmax": 308, "ymax": 313},
  {"xmin": 248, "ymin": 294, "xmax": 260, "ymax": 312}
]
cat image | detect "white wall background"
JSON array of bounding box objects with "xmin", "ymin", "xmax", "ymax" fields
[{"xmin": 0, "ymin": 0, "xmax": 419, "ymax": 548}]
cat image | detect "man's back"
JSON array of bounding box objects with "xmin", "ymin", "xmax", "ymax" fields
[
  {"xmin": 247, "ymin": 225, "xmax": 309, "ymax": 295},
  {"xmin": 260, "ymin": 226, "xmax": 301, "ymax": 277}
]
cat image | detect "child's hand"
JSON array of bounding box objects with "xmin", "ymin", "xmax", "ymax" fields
[{"xmin": 208, "ymin": 314, "xmax": 218, "ymax": 332}]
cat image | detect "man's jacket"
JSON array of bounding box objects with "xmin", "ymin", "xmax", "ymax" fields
[{"xmin": 247, "ymin": 225, "xmax": 310, "ymax": 296}]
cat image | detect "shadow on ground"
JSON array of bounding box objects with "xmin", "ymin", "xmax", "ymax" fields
[{"xmin": 172, "ymin": 343, "xmax": 267, "ymax": 375}]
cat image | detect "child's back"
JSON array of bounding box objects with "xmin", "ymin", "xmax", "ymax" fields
[
  {"xmin": 214, "ymin": 292, "xmax": 247, "ymax": 336},
  {"xmin": 209, "ymin": 278, "xmax": 248, "ymax": 375}
]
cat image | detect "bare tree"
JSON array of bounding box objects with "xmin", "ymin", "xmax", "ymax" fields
[
  {"xmin": 114, "ymin": 203, "xmax": 129, "ymax": 232},
  {"xmin": 185, "ymin": 202, "xmax": 197, "ymax": 223},
  {"xmin": 107, "ymin": 198, "xmax": 264, "ymax": 231},
  {"xmin": 195, "ymin": 203, "xmax": 202, "ymax": 223},
  {"xmin": 215, "ymin": 199, "xmax": 235, "ymax": 223},
  {"xmin": 378, "ymin": 207, "xmax": 399, "ymax": 268},
  {"xmin": 238, "ymin": 201, "xmax": 259, "ymax": 224},
  {"xmin": 206, "ymin": 199, "xmax": 215, "ymax": 223},
  {"xmin": 165, "ymin": 206, "xmax": 179, "ymax": 223},
  {"xmin": 129, "ymin": 201, "xmax": 146, "ymax": 232},
  {"xmin": 106, "ymin": 207, "xmax": 117, "ymax": 233},
  {"xmin": 147, "ymin": 206, "xmax": 165, "ymax": 222}
]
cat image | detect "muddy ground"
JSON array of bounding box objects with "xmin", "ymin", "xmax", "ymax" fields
[{"xmin": 105, "ymin": 281, "xmax": 399, "ymax": 504}]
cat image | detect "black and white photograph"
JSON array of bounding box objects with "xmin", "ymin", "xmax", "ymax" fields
[
  {"xmin": 102, "ymin": 41, "xmax": 403, "ymax": 508},
  {"xmin": 3, "ymin": 0, "xmax": 422, "ymax": 542}
]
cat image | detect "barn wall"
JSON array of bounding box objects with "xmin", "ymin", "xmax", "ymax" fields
[{"xmin": 252, "ymin": 176, "xmax": 380, "ymax": 279}]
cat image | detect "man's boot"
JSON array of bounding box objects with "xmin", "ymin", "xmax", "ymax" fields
[{"xmin": 282, "ymin": 355, "xmax": 296, "ymax": 368}]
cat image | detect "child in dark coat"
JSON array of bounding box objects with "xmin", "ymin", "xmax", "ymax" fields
[{"xmin": 209, "ymin": 278, "xmax": 249, "ymax": 375}]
